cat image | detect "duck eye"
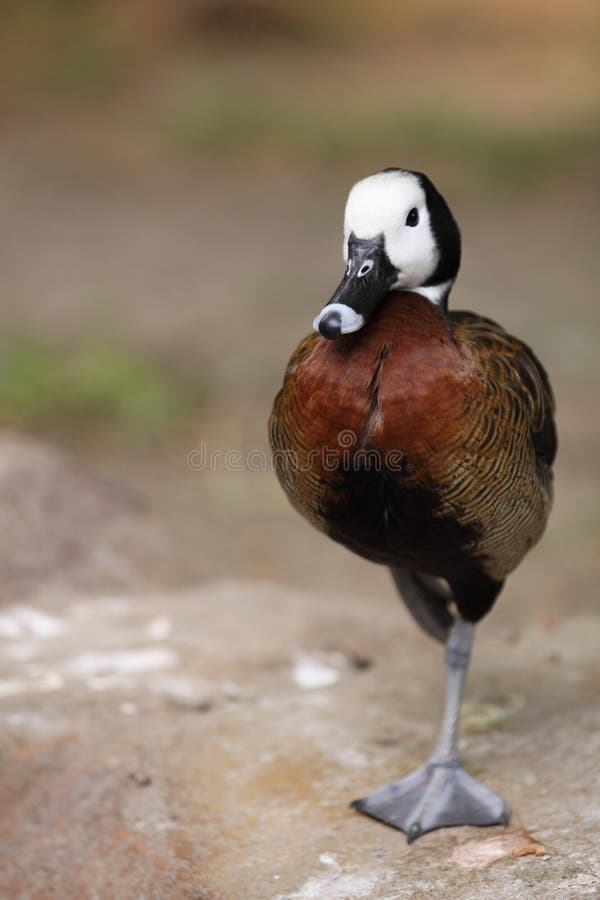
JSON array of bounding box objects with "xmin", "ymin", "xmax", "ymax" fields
[
  {"xmin": 406, "ymin": 207, "xmax": 419, "ymax": 227},
  {"xmin": 357, "ymin": 260, "xmax": 374, "ymax": 278}
]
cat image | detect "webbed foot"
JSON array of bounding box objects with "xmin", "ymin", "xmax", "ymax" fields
[{"xmin": 351, "ymin": 761, "xmax": 509, "ymax": 843}]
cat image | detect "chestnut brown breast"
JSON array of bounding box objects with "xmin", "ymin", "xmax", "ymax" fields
[{"xmin": 270, "ymin": 291, "xmax": 555, "ymax": 586}]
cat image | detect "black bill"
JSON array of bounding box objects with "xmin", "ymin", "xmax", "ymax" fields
[{"xmin": 313, "ymin": 233, "xmax": 397, "ymax": 339}]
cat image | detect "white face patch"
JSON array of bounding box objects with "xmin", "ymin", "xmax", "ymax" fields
[
  {"xmin": 313, "ymin": 303, "xmax": 365, "ymax": 336},
  {"xmin": 344, "ymin": 171, "xmax": 439, "ymax": 294}
]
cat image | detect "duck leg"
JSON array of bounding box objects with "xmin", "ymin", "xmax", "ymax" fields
[{"xmin": 351, "ymin": 618, "xmax": 510, "ymax": 842}]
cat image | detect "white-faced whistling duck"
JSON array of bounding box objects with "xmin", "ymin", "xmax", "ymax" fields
[{"xmin": 269, "ymin": 169, "xmax": 557, "ymax": 842}]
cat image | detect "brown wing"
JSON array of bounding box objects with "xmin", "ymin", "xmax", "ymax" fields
[{"xmin": 451, "ymin": 311, "xmax": 557, "ymax": 467}]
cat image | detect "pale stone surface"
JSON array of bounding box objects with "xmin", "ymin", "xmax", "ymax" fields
[{"xmin": 0, "ymin": 578, "xmax": 598, "ymax": 899}]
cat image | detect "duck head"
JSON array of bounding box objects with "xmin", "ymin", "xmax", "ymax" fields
[{"xmin": 313, "ymin": 169, "xmax": 461, "ymax": 339}]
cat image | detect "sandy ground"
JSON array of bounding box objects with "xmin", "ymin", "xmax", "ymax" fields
[{"xmin": 0, "ymin": 144, "xmax": 598, "ymax": 897}]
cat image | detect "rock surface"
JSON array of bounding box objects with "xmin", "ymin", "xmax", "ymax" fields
[
  {"xmin": 0, "ymin": 432, "xmax": 188, "ymax": 602},
  {"xmin": 0, "ymin": 578, "xmax": 598, "ymax": 899}
]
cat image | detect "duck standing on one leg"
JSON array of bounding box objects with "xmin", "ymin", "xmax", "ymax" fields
[{"xmin": 269, "ymin": 169, "xmax": 557, "ymax": 843}]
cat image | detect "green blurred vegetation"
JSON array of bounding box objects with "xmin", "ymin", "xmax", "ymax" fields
[
  {"xmin": 0, "ymin": 337, "xmax": 204, "ymax": 437},
  {"xmin": 0, "ymin": 0, "xmax": 597, "ymax": 187},
  {"xmin": 166, "ymin": 97, "xmax": 600, "ymax": 185},
  {"xmin": 0, "ymin": 1, "xmax": 129, "ymax": 103},
  {"xmin": 45, "ymin": 21, "xmax": 126, "ymax": 102}
]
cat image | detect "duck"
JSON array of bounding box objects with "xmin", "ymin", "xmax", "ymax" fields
[{"xmin": 269, "ymin": 168, "xmax": 556, "ymax": 843}]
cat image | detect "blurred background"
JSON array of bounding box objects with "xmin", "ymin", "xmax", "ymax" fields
[
  {"xmin": 1, "ymin": 4, "xmax": 599, "ymax": 896},
  {"xmin": 0, "ymin": 0, "xmax": 597, "ymax": 602}
]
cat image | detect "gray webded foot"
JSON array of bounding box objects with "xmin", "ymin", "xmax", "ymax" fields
[{"xmin": 351, "ymin": 761, "xmax": 510, "ymax": 843}]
